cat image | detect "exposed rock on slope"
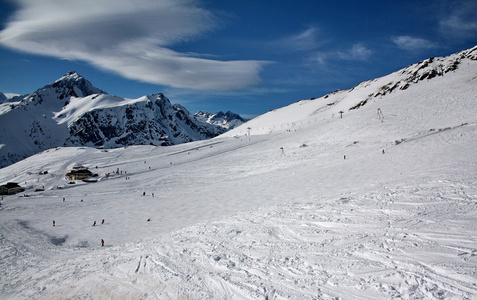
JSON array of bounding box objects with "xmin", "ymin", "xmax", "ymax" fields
[{"xmin": 349, "ymin": 46, "xmax": 477, "ymax": 110}]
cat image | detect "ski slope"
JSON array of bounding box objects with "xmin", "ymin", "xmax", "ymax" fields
[{"xmin": 1, "ymin": 50, "xmax": 477, "ymax": 299}]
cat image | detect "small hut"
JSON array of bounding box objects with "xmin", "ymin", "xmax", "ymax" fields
[{"xmin": 0, "ymin": 182, "xmax": 25, "ymax": 195}]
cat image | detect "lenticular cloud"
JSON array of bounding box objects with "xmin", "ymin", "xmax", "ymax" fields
[{"xmin": 0, "ymin": 0, "xmax": 267, "ymax": 91}]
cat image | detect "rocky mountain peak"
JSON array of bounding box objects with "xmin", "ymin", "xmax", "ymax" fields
[
  {"xmin": 20, "ymin": 71, "xmax": 106, "ymax": 108},
  {"xmin": 48, "ymin": 71, "xmax": 106, "ymax": 99},
  {"xmin": 194, "ymin": 110, "xmax": 247, "ymax": 129}
]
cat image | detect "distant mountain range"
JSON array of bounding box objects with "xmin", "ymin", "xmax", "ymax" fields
[
  {"xmin": 194, "ymin": 111, "xmax": 247, "ymax": 129},
  {"xmin": 2, "ymin": 45, "xmax": 476, "ymax": 169},
  {"xmin": 0, "ymin": 72, "xmax": 246, "ymax": 168}
]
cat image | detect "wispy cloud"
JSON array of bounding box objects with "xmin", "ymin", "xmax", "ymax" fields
[
  {"xmin": 309, "ymin": 43, "xmax": 373, "ymax": 65},
  {"xmin": 439, "ymin": 0, "xmax": 477, "ymax": 41},
  {"xmin": 0, "ymin": 0, "xmax": 269, "ymax": 91},
  {"xmin": 336, "ymin": 44, "xmax": 373, "ymax": 61},
  {"xmin": 392, "ymin": 36, "xmax": 438, "ymax": 51},
  {"xmin": 281, "ymin": 26, "xmax": 321, "ymax": 52}
]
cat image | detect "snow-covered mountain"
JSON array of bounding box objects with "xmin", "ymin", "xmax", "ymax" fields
[
  {"xmin": 0, "ymin": 92, "xmax": 21, "ymax": 102},
  {"xmin": 0, "ymin": 72, "xmax": 226, "ymax": 168},
  {"xmin": 0, "ymin": 92, "xmax": 6, "ymax": 103},
  {"xmin": 226, "ymin": 45, "xmax": 477, "ymax": 137},
  {"xmin": 194, "ymin": 110, "xmax": 247, "ymax": 129},
  {"xmin": 0, "ymin": 46, "xmax": 476, "ymax": 299}
]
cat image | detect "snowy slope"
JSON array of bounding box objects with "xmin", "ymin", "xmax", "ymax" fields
[
  {"xmin": 0, "ymin": 72, "xmax": 225, "ymax": 168},
  {"xmin": 0, "ymin": 46, "xmax": 476, "ymax": 299},
  {"xmin": 226, "ymin": 45, "xmax": 477, "ymax": 138}
]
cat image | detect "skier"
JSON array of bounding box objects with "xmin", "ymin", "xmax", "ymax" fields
[
  {"xmin": 93, "ymin": 221, "xmax": 96, "ymax": 226},
  {"xmin": 101, "ymin": 219, "xmax": 105, "ymax": 225},
  {"xmin": 147, "ymin": 218, "xmax": 151, "ymax": 222},
  {"xmin": 344, "ymin": 155, "xmax": 346, "ymax": 160},
  {"xmin": 101, "ymin": 239, "xmax": 105, "ymax": 247},
  {"xmin": 53, "ymin": 220, "xmax": 55, "ymax": 227},
  {"xmin": 382, "ymin": 149, "xmax": 385, "ymax": 154}
]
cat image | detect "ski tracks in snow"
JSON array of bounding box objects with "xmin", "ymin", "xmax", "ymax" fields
[
  {"xmin": 143, "ymin": 177, "xmax": 476, "ymax": 299},
  {"xmin": 22, "ymin": 176, "xmax": 476, "ymax": 299}
]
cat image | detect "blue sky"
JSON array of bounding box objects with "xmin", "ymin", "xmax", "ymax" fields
[{"xmin": 0, "ymin": 0, "xmax": 476, "ymax": 118}]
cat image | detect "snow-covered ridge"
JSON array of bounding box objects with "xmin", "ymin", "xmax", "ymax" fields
[
  {"xmin": 226, "ymin": 45, "xmax": 477, "ymax": 137},
  {"xmin": 0, "ymin": 73, "xmax": 226, "ymax": 167},
  {"xmin": 347, "ymin": 45, "xmax": 477, "ymax": 110},
  {"xmin": 64, "ymin": 93, "xmax": 226, "ymax": 148}
]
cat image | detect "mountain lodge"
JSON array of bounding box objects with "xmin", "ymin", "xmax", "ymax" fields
[{"xmin": 65, "ymin": 166, "xmax": 96, "ymax": 181}]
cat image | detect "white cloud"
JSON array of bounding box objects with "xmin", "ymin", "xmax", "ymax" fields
[
  {"xmin": 282, "ymin": 27, "xmax": 321, "ymax": 52},
  {"xmin": 336, "ymin": 44, "xmax": 373, "ymax": 61},
  {"xmin": 392, "ymin": 36, "xmax": 438, "ymax": 51},
  {"xmin": 439, "ymin": 0, "xmax": 477, "ymax": 41},
  {"xmin": 0, "ymin": 0, "xmax": 268, "ymax": 91},
  {"xmin": 309, "ymin": 52, "xmax": 328, "ymax": 65},
  {"xmin": 309, "ymin": 43, "xmax": 372, "ymax": 65}
]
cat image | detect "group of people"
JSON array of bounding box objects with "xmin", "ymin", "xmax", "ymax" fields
[
  {"xmin": 93, "ymin": 220, "xmax": 106, "ymax": 247},
  {"xmin": 52, "ymin": 219, "xmax": 106, "ymax": 246},
  {"xmin": 53, "ymin": 184, "xmax": 159, "ymax": 247},
  {"xmin": 92, "ymin": 219, "xmax": 106, "ymax": 226}
]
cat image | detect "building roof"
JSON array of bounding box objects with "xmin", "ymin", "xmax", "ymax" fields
[{"xmin": 3, "ymin": 182, "xmax": 21, "ymax": 188}]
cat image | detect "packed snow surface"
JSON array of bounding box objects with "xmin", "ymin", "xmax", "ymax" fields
[{"xmin": 1, "ymin": 49, "xmax": 477, "ymax": 299}]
